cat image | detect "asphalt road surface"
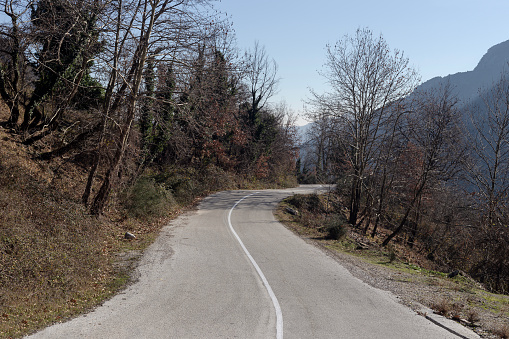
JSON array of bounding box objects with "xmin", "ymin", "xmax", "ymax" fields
[{"xmin": 27, "ymin": 185, "xmax": 477, "ymax": 338}]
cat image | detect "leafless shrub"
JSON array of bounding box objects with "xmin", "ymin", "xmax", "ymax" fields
[
  {"xmin": 433, "ymin": 298, "xmax": 452, "ymax": 317},
  {"xmin": 450, "ymin": 303, "xmax": 464, "ymax": 321},
  {"xmin": 494, "ymin": 324, "xmax": 509, "ymax": 339},
  {"xmin": 466, "ymin": 309, "xmax": 480, "ymax": 325}
]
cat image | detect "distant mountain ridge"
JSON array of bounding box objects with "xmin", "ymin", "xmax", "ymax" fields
[
  {"xmin": 416, "ymin": 39, "xmax": 509, "ymax": 106},
  {"xmin": 297, "ymin": 39, "xmax": 509, "ymax": 160}
]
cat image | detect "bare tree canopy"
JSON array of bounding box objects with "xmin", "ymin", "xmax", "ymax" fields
[
  {"xmin": 309, "ymin": 27, "xmax": 420, "ymax": 224},
  {"xmin": 381, "ymin": 84, "xmax": 464, "ymax": 246},
  {"xmin": 244, "ymin": 41, "xmax": 279, "ymax": 117},
  {"xmin": 465, "ymin": 74, "xmax": 509, "ymax": 226},
  {"xmin": 84, "ymin": 0, "xmax": 228, "ymax": 215},
  {"xmin": 0, "ymin": 0, "xmax": 298, "ymax": 216}
]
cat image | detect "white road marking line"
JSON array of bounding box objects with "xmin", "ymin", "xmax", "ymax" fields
[{"xmin": 228, "ymin": 192, "xmax": 283, "ymax": 339}]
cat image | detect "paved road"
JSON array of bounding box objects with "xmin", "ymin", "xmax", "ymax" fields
[{"xmin": 27, "ymin": 186, "xmax": 477, "ymax": 338}]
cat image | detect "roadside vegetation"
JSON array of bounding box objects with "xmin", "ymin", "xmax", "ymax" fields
[
  {"xmin": 0, "ymin": 1, "xmax": 297, "ymax": 337},
  {"xmin": 0, "ymin": 106, "xmax": 294, "ymax": 338},
  {"xmin": 301, "ymin": 29, "xmax": 509, "ymax": 298},
  {"xmin": 1, "ymin": 1, "xmax": 508, "ymax": 337},
  {"xmin": 276, "ymin": 192, "xmax": 509, "ymax": 338}
]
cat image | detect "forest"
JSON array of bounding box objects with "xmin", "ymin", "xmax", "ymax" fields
[
  {"xmin": 0, "ymin": 1, "xmax": 298, "ymax": 335},
  {"xmin": 0, "ymin": 0, "xmax": 298, "ymax": 214}
]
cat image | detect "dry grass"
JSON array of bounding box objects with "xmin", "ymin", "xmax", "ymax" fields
[
  {"xmin": 493, "ymin": 325, "xmax": 509, "ymax": 339},
  {"xmin": 467, "ymin": 309, "xmax": 481, "ymax": 325},
  {"xmin": 433, "ymin": 298, "xmax": 453, "ymax": 317},
  {"xmin": 0, "ymin": 120, "xmax": 174, "ymax": 338},
  {"xmin": 0, "ymin": 103, "xmax": 297, "ymax": 338}
]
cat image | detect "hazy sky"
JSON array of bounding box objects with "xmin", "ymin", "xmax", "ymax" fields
[{"xmin": 214, "ymin": 0, "xmax": 509, "ymax": 124}]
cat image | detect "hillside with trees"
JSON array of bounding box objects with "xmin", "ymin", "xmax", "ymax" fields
[
  {"xmin": 0, "ymin": 0, "xmax": 298, "ymax": 208},
  {"xmin": 1, "ymin": 1, "xmax": 508, "ymax": 337},
  {"xmin": 0, "ymin": 0, "xmax": 297, "ymax": 337},
  {"xmin": 303, "ymin": 29, "xmax": 509, "ymax": 296}
]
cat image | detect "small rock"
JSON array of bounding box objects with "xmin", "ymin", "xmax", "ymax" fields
[
  {"xmin": 448, "ymin": 270, "xmax": 460, "ymax": 278},
  {"xmin": 124, "ymin": 232, "xmax": 136, "ymax": 240},
  {"xmin": 286, "ymin": 207, "xmax": 299, "ymax": 216}
]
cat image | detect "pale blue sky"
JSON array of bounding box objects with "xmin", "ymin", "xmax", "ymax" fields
[{"xmin": 214, "ymin": 0, "xmax": 509, "ymax": 124}]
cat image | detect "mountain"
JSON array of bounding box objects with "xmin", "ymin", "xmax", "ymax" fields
[
  {"xmin": 296, "ymin": 122, "xmax": 313, "ymax": 144},
  {"xmin": 295, "ymin": 122, "xmax": 314, "ymax": 168},
  {"xmin": 297, "ymin": 40, "xmax": 509, "ymax": 173},
  {"xmin": 416, "ymin": 39, "xmax": 509, "ymax": 106}
]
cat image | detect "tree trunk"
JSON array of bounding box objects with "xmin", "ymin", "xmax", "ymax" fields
[
  {"xmin": 82, "ymin": 151, "xmax": 99, "ymax": 206},
  {"xmin": 89, "ymin": 103, "xmax": 136, "ymax": 215},
  {"xmin": 382, "ymin": 176, "xmax": 427, "ymax": 246},
  {"xmin": 90, "ymin": 168, "xmax": 112, "ymax": 215},
  {"xmin": 3, "ymin": 106, "xmax": 20, "ymax": 128},
  {"xmin": 89, "ymin": 42, "xmax": 146, "ymax": 215},
  {"xmin": 349, "ymin": 175, "xmax": 362, "ymax": 225}
]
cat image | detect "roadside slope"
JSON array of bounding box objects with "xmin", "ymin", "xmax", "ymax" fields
[{"xmin": 276, "ymin": 193, "xmax": 509, "ymax": 339}]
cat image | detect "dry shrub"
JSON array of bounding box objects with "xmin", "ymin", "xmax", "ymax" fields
[
  {"xmin": 469, "ymin": 227, "xmax": 509, "ymax": 295},
  {"xmin": 450, "ymin": 302, "xmax": 464, "ymax": 321},
  {"xmin": 494, "ymin": 325, "xmax": 509, "ymax": 339},
  {"xmin": 154, "ymin": 166, "xmax": 200, "ymax": 204},
  {"xmin": 387, "ymin": 245, "xmax": 397, "ymax": 263},
  {"xmin": 286, "ymin": 193, "xmax": 323, "ymax": 213},
  {"xmin": 148, "ymin": 164, "xmax": 241, "ymax": 207},
  {"xmin": 299, "ymin": 212, "xmax": 325, "ymax": 230},
  {"xmin": 284, "ymin": 193, "xmax": 348, "ymax": 241},
  {"xmin": 199, "ymin": 165, "xmax": 239, "ymax": 192},
  {"xmin": 123, "ymin": 176, "xmax": 176, "ymax": 220},
  {"xmin": 433, "ymin": 298, "xmax": 452, "ymax": 317},
  {"xmin": 467, "ymin": 309, "xmax": 480, "ymax": 325}
]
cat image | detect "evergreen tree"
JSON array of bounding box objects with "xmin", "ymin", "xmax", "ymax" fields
[{"xmin": 22, "ymin": 0, "xmax": 102, "ymax": 130}]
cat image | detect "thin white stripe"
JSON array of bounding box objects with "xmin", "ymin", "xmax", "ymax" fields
[{"xmin": 228, "ymin": 192, "xmax": 283, "ymax": 339}]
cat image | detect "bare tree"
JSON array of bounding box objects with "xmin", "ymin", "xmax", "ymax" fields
[
  {"xmin": 0, "ymin": 0, "xmax": 31, "ymax": 129},
  {"xmin": 0, "ymin": 0, "xmax": 103, "ymax": 135},
  {"xmin": 84, "ymin": 0, "xmax": 226, "ymax": 215},
  {"xmin": 238, "ymin": 41, "xmax": 281, "ymax": 174},
  {"xmin": 382, "ymin": 85, "xmax": 463, "ymax": 246},
  {"xmin": 463, "ymin": 74, "xmax": 509, "ymax": 293},
  {"xmin": 309, "ymin": 28, "xmax": 419, "ymax": 225},
  {"xmin": 268, "ymin": 101, "xmax": 299, "ymax": 181},
  {"xmin": 303, "ymin": 105, "xmax": 343, "ymax": 183},
  {"xmin": 244, "ymin": 41, "xmax": 279, "ymax": 122},
  {"xmin": 368, "ymin": 102, "xmax": 408, "ymax": 236},
  {"xmin": 465, "ymin": 74, "xmax": 509, "ymax": 226}
]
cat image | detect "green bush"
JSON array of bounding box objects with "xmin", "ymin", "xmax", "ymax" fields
[
  {"xmin": 324, "ymin": 214, "xmax": 348, "ymax": 240},
  {"xmin": 387, "ymin": 245, "xmax": 397, "ymax": 263},
  {"xmin": 286, "ymin": 193, "xmax": 322, "ymax": 213},
  {"xmin": 123, "ymin": 177, "xmax": 175, "ymax": 219},
  {"xmin": 306, "ymin": 193, "xmax": 322, "ymax": 212},
  {"xmin": 153, "ymin": 167, "xmax": 199, "ymax": 205}
]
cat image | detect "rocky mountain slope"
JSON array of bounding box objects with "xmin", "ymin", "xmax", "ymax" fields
[{"xmin": 416, "ymin": 39, "xmax": 509, "ymax": 106}]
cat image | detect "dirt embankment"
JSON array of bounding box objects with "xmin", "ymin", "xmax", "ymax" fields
[{"xmin": 0, "ymin": 115, "xmax": 168, "ymax": 338}]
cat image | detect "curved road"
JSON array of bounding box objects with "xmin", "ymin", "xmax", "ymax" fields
[{"xmin": 28, "ymin": 186, "xmax": 475, "ymax": 338}]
